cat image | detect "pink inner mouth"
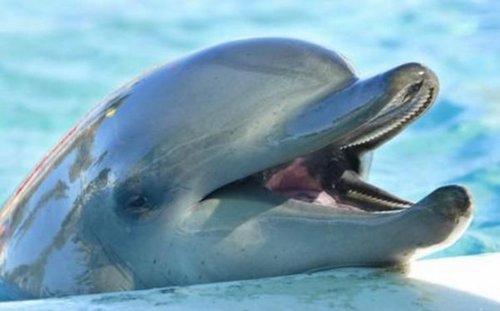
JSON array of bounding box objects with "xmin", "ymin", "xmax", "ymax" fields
[
  {"xmin": 263, "ymin": 157, "xmax": 338, "ymax": 206},
  {"xmin": 260, "ymin": 152, "xmax": 411, "ymax": 211}
]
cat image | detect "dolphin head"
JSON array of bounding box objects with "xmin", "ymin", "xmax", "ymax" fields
[
  {"xmin": 1, "ymin": 38, "xmax": 472, "ymax": 296},
  {"xmin": 80, "ymin": 38, "xmax": 470, "ymax": 288}
]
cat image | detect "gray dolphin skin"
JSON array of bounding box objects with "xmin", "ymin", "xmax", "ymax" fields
[{"xmin": 0, "ymin": 38, "xmax": 472, "ymax": 299}]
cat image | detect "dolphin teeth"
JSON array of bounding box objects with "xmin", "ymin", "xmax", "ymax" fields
[
  {"xmin": 345, "ymin": 189, "xmax": 412, "ymax": 209},
  {"xmin": 340, "ymin": 86, "xmax": 434, "ymax": 151}
]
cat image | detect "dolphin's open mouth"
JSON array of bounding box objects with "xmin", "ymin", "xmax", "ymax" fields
[{"xmin": 246, "ymin": 77, "xmax": 437, "ymax": 212}]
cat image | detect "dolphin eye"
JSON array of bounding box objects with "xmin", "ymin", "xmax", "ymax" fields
[
  {"xmin": 124, "ymin": 195, "xmax": 153, "ymax": 214},
  {"xmin": 113, "ymin": 178, "xmax": 162, "ymax": 221},
  {"xmin": 118, "ymin": 194, "xmax": 159, "ymax": 221},
  {"xmin": 128, "ymin": 195, "xmax": 148, "ymax": 208}
]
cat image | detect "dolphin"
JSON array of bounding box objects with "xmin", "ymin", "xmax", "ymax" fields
[{"xmin": 0, "ymin": 38, "xmax": 472, "ymax": 299}]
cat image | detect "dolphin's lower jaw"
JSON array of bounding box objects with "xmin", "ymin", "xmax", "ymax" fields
[{"xmin": 186, "ymin": 183, "xmax": 472, "ymax": 285}]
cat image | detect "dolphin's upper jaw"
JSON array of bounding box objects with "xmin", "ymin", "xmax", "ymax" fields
[
  {"xmin": 339, "ymin": 63, "xmax": 439, "ymax": 153},
  {"xmin": 254, "ymin": 63, "xmax": 444, "ymax": 213}
]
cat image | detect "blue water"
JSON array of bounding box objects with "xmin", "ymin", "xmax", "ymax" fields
[{"xmin": 0, "ymin": 0, "xmax": 499, "ymax": 301}]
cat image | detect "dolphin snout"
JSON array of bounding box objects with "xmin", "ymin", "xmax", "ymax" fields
[
  {"xmin": 385, "ymin": 62, "xmax": 439, "ymax": 92},
  {"xmin": 422, "ymin": 185, "xmax": 473, "ymax": 219}
]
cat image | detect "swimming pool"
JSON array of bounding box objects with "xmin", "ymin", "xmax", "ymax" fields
[{"xmin": 0, "ymin": 0, "xmax": 499, "ymax": 302}]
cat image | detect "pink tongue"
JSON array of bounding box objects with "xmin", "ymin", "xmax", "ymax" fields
[{"xmin": 264, "ymin": 158, "xmax": 337, "ymax": 204}]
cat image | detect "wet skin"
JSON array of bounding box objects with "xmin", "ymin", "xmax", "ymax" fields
[{"xmin": 0, "ymin": 38, "xmax": 472, "ymax": 298}]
